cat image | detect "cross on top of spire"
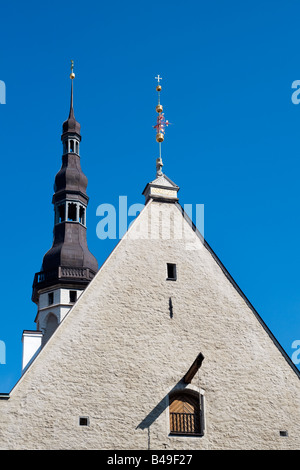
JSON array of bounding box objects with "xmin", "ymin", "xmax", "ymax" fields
[{"xmin": 153, "ymin": 75, "xmax": 169, "ymax": 147}]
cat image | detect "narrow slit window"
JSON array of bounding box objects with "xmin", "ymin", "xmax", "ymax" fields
[
  {"xmin": 48, "ymin": 292, "xmax": 54, "ymax": 306},
  {"xmin": 79, "ymin": 206, "xmax": 85, "ymax": 225},
  {"xmin": 76, "ymin": 141, "xmax": 79, "ymax": 154},
  {"xmin": 167, "ymin": 263, "xmax": 177, "ymax": 281},
  {"xmin": 69, "ymin": 290, "xmax": 77, "ymax": 303},
  {"xmin": 70, "ymin": 140, "xmax": 74, "ymax": 153}
]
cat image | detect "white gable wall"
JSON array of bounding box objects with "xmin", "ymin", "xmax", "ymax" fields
[{"xmin": 0, "ymin": 200, "xmax": 299, "ymax": 449}]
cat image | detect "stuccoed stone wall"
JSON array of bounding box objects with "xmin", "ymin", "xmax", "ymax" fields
[{"xmin": 0, "ymin": 200, "xmax": 299, "ymax": 449}]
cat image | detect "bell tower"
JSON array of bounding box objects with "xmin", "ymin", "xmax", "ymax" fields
[{"xmin": 24, "ymin": 62, "xmax": 98, "ymax": 368}]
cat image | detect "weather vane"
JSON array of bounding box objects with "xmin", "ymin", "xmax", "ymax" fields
[{"xmin": 153, "ymin": 75, "xmax": 170, "ymax": 176}]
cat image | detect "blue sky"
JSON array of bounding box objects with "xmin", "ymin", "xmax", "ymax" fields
[{"xmin": 0, "ymin": 0, "xmax": 300, "ymax": 391}]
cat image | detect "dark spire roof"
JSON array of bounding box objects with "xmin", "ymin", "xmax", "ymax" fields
[
  {"xmin": 32, "ymin": 67, "xmax": 98, "ymax": 303},
  {"xmin": 62, "ymin": 79, "xmax": 81, "ymax": 137}
]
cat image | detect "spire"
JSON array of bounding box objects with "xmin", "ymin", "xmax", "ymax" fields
[
  {"xmin": 26, "ymin": 61, "xmax": 98, "ymax": 363},
  {"xmin": 143, "ymin": 75, "xmax": 179, "ymax": 203},
  {"xmin": 69, "ymin": 60, "xmax": 75, "ymax": 120},
  {"xmin": 62, "ymin": 60, "xmax": 81, "ymax": 137},
  {"xmin": 32, "ymin": 60, "xmax": 98, "ymax": 306},
  {"xmin": 153, "ymin": 75, "xmax": 170, "ymax": 177}
]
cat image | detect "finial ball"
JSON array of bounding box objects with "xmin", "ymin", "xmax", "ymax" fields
[
  {"xmin": 156, "ymin": 104, "xmax": 163, "ymax": 113},
  {"xmin": 70, "ymin": 72, "xmax": 75, "ymax": 79},
  {"xmin": 156, "ymin": 85, "xmax": 162, "ymax": 92}
]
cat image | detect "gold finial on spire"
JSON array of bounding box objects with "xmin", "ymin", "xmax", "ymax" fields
[
  {"xmin": 153, "ymin": 75, "xmax": 170, "ymax": 176},
  {"xmin": 70, "ymin": 60, "xmax": 75, "ymax": 79},
  {"xmin": 153, "ymin": 75, "xmax": 169, "ymax": 144},
  {"xmin": 155, "ymin": 74, "xmax": 162, "ymax": 92},
  {"xmin": 155, "ymin": 75, "xmax": 163, "ymax": 113}
]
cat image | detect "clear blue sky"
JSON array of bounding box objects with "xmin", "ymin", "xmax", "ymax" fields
[{"xmin": 0, "ymin": 0, "xmax": 300, "ymax": 392}]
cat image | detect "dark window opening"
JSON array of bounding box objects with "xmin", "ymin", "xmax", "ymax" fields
[
  {"xmin": 70, "ymin": 140, "xmax": 74, "ymax": 153},
  {"xmin": 68, "ymin": 203, "xmax": 77, "ymax": 222},
  {"xmin": 69, "ymin": 290, "xmax": 77, "ymax": 303},
  {"xmin": 48, "ymin": 292, "xmax": 54, "ymax": 306},
  {"xmin": 76, "ymin": 141, "xmax": 79, "ymax": 154},
  {"xmin": 79, "ymin": 206, "xmax": 85, "ymax": 225},
  {"xmin": 58, "ymin": 204, "xmax": 65, "ymax": 223},
  {"xmin": 169, "ymin": 391, "xmax": 203, "ymax": 436},
  {"xmin": 79, "ymin": 416, "xmax": 89, "ymax": 426},
  {"xmin": 280, "ymin": 431, "xmax": 288, "ymax": 437},
  {"xmin": 167, "ymin": 263, "xmax": 177, "ymax": 281}
]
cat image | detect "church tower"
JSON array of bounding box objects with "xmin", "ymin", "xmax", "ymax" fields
[{"xmin": 23, "ymin": 63, "xmax": 98, "ymax": 369}]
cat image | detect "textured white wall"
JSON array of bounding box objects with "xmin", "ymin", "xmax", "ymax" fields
[{"xmin": 0, "ymin": 200, "xmax": 299, "ymax": 449}]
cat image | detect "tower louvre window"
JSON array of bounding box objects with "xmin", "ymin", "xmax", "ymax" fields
[
  {"xmin": 55, "ymin": 202, "xmax": 86, "ymax": 225},
  {"xmin": 79, "ymin": 205, "xmax": 85, "ymax": 225},
  {"xmin": 57, "ymin": 204, "xmax": 65, "ymax": 223},
  {"xmin": 68, "ymin": 203, "xmax": 77, "ymax": 222},
  {"xmin": 70, "ymin": 140, "xmax": 74, "ymax": 153}
]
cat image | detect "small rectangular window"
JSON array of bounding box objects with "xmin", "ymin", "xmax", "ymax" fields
[
  {"xmin": 79, "ymin": 416, "xmax": 89, "ymax": 426},
  {"xmin": 48, "ymin": 292, "xmax": 54, "ymax": 305},
  {"xmin": 69, "ymin": 290, "xmax": 77, "ymax": 303},
  {"xmin": 167, "ymin": 263, "xmax": 177, "ymax": 281}
]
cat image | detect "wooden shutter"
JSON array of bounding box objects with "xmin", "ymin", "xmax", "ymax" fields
[{"xmin": 169, "ymin": 392, "xmax": 201, "ymax": 435}]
